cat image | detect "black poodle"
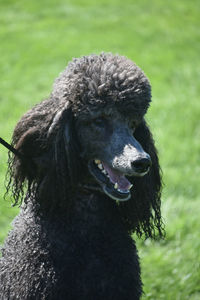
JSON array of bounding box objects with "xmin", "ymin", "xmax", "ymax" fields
[{"xmin": 0, "ymin": 53, "xmax": 163, "ymax": 300}]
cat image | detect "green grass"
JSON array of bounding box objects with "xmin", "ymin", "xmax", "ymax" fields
[{"xmin": 0, "ymin": 0, "xmax": 200, "ymax": 298}]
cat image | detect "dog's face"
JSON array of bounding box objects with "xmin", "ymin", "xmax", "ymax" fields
[{"xmin": 68, "ymin": 105, "xmax": 151, "ymax": 201}]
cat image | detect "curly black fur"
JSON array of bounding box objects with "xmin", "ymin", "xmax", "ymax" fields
[{"xmin": 0, "ymin": 53, "xmax": 164, "ymax": 300}]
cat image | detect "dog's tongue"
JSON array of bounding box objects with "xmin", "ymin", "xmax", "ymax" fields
[{"xmin": 102, "ymin": 162, "xmax": 131, "ymax": 191}]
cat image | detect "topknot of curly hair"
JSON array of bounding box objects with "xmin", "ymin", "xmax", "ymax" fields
[{"xmin": 52, "ymin": 53, "xmax": 151, "ymax": 117}]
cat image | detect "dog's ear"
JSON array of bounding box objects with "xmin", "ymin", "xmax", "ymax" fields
[
  {"xmin": 30, "ymin": 108, "xmax": 68, "ymax": 211},
  {"xmin": 6, "ymin": 105, "xmax": 81, "ymax": 212},
  {"xmin": 6, "ymin": 127, "xmax": 42, "ymax": 201},
  {"xmin": 36, "ymin": 107, "xmax": 82, "ymax": 212},
  {"xmin": 6, "ymin": 125, "xmax": 45, "ymax": 206},
  {"xmin": 118, "ymin": 121, "xmax": 164, "ymax": 238}
]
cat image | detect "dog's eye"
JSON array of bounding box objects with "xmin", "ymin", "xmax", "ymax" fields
[{"xmin": 93, "ymin": 117, "xmax": 105, "ymax": 128}]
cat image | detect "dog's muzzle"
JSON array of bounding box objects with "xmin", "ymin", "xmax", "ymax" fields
[{"xmin": 88, "ymin": 129, "xmax": 151, "ymax": 201}]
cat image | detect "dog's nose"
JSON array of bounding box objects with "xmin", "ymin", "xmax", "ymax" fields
[{"xmin": 131, "ymin": 157, "xmax": 152, "ymax": 174}]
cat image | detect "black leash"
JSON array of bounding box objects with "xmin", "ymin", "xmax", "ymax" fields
[{"xmin": 0, "ymin": 137, "xmax": 23, "ymax": 158}]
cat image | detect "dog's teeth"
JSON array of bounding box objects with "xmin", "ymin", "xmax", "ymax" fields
[
  {"xmin": 117, "ymin": 188, "xmax": 129, "ymax": 194},
  {"xmin": 98, "ymin": 163, "xmax": 103, "ymax": 170},
  {"xmin": 114, "ymin": 183, "xmax": 118, "ymax": 189},
  {"xmin": 95, "ymin": 159, "xmax": 101, "ymax": 164},
  {"xmin": 128, "ymin": 184, "xmax": 133, "ymax": 190}
]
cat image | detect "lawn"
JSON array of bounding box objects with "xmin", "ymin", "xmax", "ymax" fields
[{"xmin": 0, "ymin": 0, "xmax": 200, "ymax": 298}]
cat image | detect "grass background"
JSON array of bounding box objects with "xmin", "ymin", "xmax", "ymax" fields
[{"xmin": 0, "ymin": 0, "xmax": 199, "ymax": 298}]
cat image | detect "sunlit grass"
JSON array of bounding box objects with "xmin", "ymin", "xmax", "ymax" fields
[{"xmin": 0, "ymin": 0, "xmax": 200, "ymax": 298}]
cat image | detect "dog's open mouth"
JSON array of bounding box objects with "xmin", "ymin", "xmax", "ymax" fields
[{"xmin": 88, "ymin": 160, "xmax": 133, "ymax": 201}]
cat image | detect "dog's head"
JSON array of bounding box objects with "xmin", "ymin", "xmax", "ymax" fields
[{"xmin": 7, "ymin": 53, "xmax": 164, "ymax": 237}]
